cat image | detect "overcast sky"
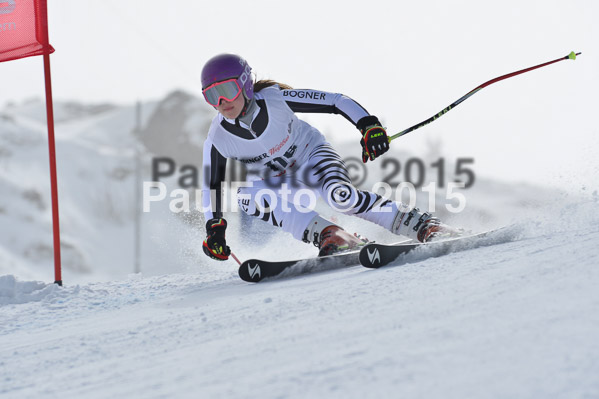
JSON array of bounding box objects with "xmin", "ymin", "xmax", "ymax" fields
[{"xmin": 1, "ymin": 0, "xmax": 597, "ymax": 191}]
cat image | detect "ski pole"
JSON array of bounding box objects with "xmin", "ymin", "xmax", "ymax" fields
[
  {"xmin": 389, "ymin": 51, "xmax": 581, "ymax": 142},
  {"xmin": 230, "ymin": 251, "xmax": 242, "ymax": 266}
]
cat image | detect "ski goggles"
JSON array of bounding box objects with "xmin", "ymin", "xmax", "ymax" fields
[{"xmin": 202, "ymin": 78, "xmax": 242, "ymax": 106}]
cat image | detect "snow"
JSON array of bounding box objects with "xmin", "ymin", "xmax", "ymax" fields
[
  {"xmin": 2, "ymin": 94, "xmax": 599, "ymax": 397},
  {"xmin": 2, "ymin": 198, "xmax": 599, "ymax": 398}
]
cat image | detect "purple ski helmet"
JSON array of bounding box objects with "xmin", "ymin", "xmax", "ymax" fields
[{"xmin": 201, "ymin": 54, "xmax": 254, "ymax": 101}]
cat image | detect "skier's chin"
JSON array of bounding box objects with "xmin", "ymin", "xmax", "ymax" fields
[{"xmin": 222, "ymin": 108, "xmax": 240, "ymax": 119}]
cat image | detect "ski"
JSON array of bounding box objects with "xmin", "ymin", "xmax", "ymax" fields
[
  {"xmin": 359, "ymin": 229, "xmax": 505, "ymax": 269},
  {"xmin": 238, "ymin": 248, "xmax": 363, "ymax": 283},
  {"xmin": 239, "ymin": 228, "xmax": 513, "ymax": 282}
]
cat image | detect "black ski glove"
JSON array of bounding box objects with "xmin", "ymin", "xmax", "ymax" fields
[
  {"xmin": 357, "ymin": 115, "xmax": 390, "ymax": 163},
  {"xmin": 203, "ymin": 218, "xmax": 231, "ymax": 261}
]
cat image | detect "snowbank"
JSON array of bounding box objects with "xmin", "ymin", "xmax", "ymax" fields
[{"xmin": 0, "ymin": 275, "xmax": 60, "ymax": 305}]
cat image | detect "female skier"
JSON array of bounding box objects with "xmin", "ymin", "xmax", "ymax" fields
[{"xmin": 201, "ymin": 53, "xmax": 459, "ymax": 261}]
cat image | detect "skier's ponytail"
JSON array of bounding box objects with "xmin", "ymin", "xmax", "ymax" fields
[{"xmin": 254, "ymin": 79, "xmax": 293, "ymax": 92}]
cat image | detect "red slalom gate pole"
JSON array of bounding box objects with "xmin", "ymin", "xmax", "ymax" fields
[
  {"xmin": 0, "ymin": 0, "xmax": 61, "ymax": 285},
  {"xmin": 39, "ymin": 1, "xmax": 62, "ymax": 286},
  {"xmin": 43, "ymin": 52, "xmax": 62, "ymax": 286},
  {"xmin": 389, "ymin": 51, "xmax": 582, "ymax": 141}
]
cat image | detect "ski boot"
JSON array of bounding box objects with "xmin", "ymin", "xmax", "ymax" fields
[
  {"xmin": 317, "ymin": 226, "xmax": 368, "ymax": 256},
  {"xmin": 416, "ymin": 217, "xmax": 463, "ymax": 243},
  {"xmin": 392, "ymin": 207, "xmax": 462, "ymax": 243},
  {"xmin": 303, "ymin": 215, "xmax": 368, "ymax": 256}
]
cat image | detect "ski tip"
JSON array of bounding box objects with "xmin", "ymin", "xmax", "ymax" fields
[
  {"xmin": 359, "ymin": 243, "xmax": 385, "ymax": 269},
  {"xmin": 238, "ymin": 261, "xmax": 262, "ymax": 283},
  {"xmin": 568, "ymin": 51, "xmax": 581, "ymax": 60}
]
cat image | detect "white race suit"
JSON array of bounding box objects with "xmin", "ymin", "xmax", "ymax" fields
[{"xmin": 201, "ymin": 85, "xmax": 423, "ymax": 243}]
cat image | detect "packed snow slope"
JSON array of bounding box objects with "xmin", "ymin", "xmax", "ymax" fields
[{"xmin": 1, "ymin": 197, "xmax": 598, "ymax": 399}]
